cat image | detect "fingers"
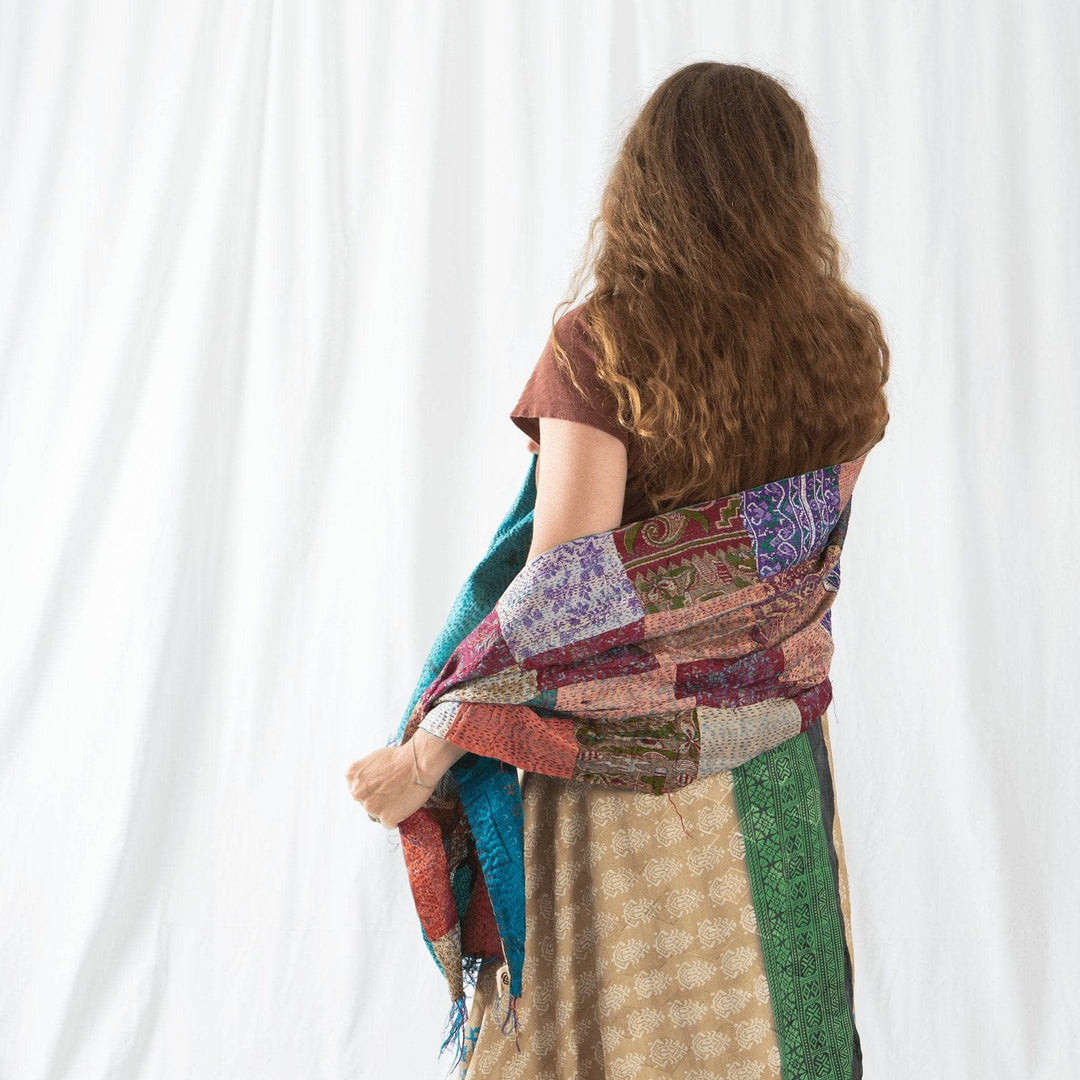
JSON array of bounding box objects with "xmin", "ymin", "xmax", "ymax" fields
[{"xmin": 346, "ymin": 770, "xmax": 365, "ymax": 803}]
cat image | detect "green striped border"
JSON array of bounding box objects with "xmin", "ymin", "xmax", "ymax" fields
[{"xmin": 732, "ymin": 725, "xmax": 859, "ymax": 1079}]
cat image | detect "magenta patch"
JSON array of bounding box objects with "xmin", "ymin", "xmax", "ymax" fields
[
  {"xmin": 535, "ymin": 642, "xmax": 660, "ymax": 691},
  {"xmin": 674, "ymin": 647, "xmax": 787, "ymax": 702},
  {"xmin": 792, "ymin": 680, "xmax": 833, "ymax": 728}
]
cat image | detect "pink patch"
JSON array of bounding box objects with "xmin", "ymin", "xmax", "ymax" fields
[{"xmin": 554, "ymin": 670, "xmax": 681, "ymax": 716}]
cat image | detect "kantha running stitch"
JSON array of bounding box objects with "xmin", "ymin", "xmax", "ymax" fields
[{"xmin": 387, "ymin": 448, "xmax": 870, "ymax": 1075}]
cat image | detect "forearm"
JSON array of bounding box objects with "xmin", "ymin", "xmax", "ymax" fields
[{"xmin": 411, "ymin": 726, "xmax": 468, "ymax": 783}]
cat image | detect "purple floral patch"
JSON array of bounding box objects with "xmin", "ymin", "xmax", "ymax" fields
[
  {"xmin": 741, "ymin": 466, "xmax": 841, "ymax": 578},
  {"xmin": 496, "ymin": 532, "xmax": 646, "ymax": 662}
]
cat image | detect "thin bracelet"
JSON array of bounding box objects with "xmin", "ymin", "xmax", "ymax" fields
[{"xmin": 411, "ymin": 735, "xmax": 438, "ymax": 788}]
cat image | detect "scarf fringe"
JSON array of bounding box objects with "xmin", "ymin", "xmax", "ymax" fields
[
  {"xmin": 491, "ymin": 971, "xmax": 522, "ymax": 1053},
  {"xmin": 500, "ymin": 993, "xmax": 521, "ymax": 1052},
  {"xmin": 438, "ymin": 994, "xmax": 469, "ymax": 1075},
  {"xmin": 436, "ymin": 955, "xmax": 493, "ymax": 1076}
]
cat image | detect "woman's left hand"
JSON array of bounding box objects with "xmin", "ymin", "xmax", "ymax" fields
[{"xmin": 345, "ymin": 743, "xmax": 437, "ymax": 829}]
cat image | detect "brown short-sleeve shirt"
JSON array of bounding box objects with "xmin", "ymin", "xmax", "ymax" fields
[{"xmin": 510, "ymin": 306, "xmax": 652, "ymax": 527}]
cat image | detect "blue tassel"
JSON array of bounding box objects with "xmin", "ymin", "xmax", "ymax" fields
[
  {"xmin": 501, "ymin": 993, "xmax": 522, "ymax": 1053},
  {"xmin": 490, "ymin": 966, "xmax": 523, "ymax": 1054},
  {"xmin": 438, "ymin": 994, "xmax": 469, "ymax": 1077}
]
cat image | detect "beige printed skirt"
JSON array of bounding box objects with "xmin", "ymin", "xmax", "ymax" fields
[{"xmin": 460, "ymin": 708, "xmax": 861, "ymax": 1080}]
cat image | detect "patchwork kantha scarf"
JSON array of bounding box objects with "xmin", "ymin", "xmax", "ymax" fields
[{"xmin": 388, "ymin": 448, "xmax": 870, "ymax": 1072}]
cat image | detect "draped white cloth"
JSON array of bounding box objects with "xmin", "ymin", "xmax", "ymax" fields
[{"xmin": 0, "ymin": 2, "xmax": 1075, "ymax": 1077}]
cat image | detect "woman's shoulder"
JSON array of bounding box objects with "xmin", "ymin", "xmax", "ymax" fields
[
  {"xmin": 509, "ymin": 304, "xmax": 628, "ymax": 449},
  {"xmin": 552, "ymin": 301, "xmax": 594, "ymax": 348}
]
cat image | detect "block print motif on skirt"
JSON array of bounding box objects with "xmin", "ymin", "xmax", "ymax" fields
[{"xmin": 460, "ymin": 708, "xmax": 856, "ymax": 1080}]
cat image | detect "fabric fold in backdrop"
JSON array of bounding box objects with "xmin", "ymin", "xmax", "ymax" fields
[{"xmin": 388, "ymin": 448, "xmax": 870, "ymax": 1071}]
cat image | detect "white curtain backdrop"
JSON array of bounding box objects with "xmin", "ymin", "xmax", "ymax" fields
[{"xmin": 1, "ymin": 2, "xmax": 1076, "ymax": 1077}]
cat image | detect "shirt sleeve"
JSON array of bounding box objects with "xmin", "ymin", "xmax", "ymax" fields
[{"xmin": 509, "ymin": 307, "xmax": 629, "ymax": 450}]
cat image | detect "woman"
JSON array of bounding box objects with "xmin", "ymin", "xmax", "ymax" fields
[{"xmin": 348, "ymin": 60, "xmax": 889, "ymax": 1078}]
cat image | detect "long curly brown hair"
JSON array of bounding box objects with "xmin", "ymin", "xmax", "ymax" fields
[{"xmin": 548, "ymin": 61, "xmax": 891, "ymax": 512}]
